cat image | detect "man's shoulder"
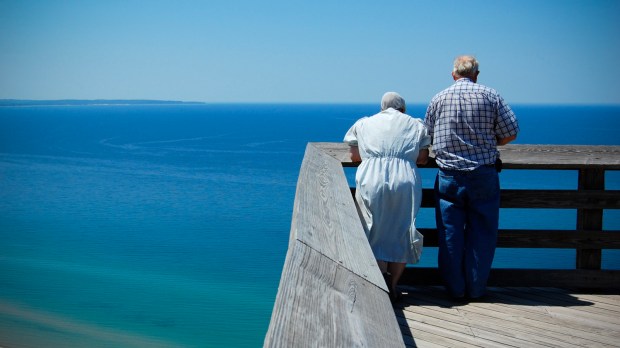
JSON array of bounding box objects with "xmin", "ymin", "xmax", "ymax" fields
[
  {"xmin": 431, "ymin": 85, "xmax": 453, "ymax": 98},
  {"xmin": 430, "ymin": 85, "xmax": 458, "ymax": 103},
  {"xmin": 471, "ymin": 82, "xmax": 499, "ymax": 94}
]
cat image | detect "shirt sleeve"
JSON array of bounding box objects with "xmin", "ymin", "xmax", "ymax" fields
[
  {"xmin": 343, "ymin": 118, "xmax": 365, "ymax": 146},
  {"xmin": 495, "ymin": 95, "xmax": 519, "ymax": 138},
  {"xmin": 419, "ymin": 123, "xmax": 432, "ymax": 149},
  {"xmin": 423, "ymin": 102, "xmax": 436, "ymax": 140}
]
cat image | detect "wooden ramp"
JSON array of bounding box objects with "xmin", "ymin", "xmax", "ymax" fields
[{"xmin": 396, "ymin": 286, "xmax": 620, "ymax": 348}]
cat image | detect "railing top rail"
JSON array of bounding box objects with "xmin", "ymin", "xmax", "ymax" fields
[{"xmin": 313, "ymin": 143, "xmax": 620, "ymax": 169}]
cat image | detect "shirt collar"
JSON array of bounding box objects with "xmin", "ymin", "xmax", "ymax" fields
[{"xmin": 455, "ymin": 77, "xmax": 474, "ymax": 83}]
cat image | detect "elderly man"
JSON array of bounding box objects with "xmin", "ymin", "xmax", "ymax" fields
[{"xmin": 424, "ymin": 56, "xmax": 519, "ymax": 300}]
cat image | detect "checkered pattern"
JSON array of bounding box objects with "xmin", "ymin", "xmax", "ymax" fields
[{"xmin": 424, "ymin": 78, "xmax": 519, "ymax": 171}]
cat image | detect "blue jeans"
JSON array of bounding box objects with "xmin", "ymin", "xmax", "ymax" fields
[{"xmin": 434, "ymin": 166, "xmax": 500, "ymax": 298}]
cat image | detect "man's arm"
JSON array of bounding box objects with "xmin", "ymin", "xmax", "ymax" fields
[
  {"xmin": 497, "ymin": 134, "xmax": 517, "ymax": 146},
  {"xmin": 417, "ymin": 149, "xmax": 429, "ymax": 165}
]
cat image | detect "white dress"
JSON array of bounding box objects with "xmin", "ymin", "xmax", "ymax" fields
[{"xmin": 344, "ymin": 108, "xmax": 431, "ymax": 264}]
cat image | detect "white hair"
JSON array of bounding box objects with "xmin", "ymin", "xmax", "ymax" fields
[
  {"xmin": 380, "ymin": 92, "xmax": 406, "ymax": 112},
  {"xmin": 453, "ymin": 55, "xmax": 479, "ymax": 78}
]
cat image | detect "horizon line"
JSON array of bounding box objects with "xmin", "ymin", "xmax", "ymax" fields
[{"xmin": 1, "ymin": 99, "xmax": 619, "ymax": 107}]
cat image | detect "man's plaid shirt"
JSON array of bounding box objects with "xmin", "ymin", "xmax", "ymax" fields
[{"xmin": 424, "ymin": 78, "xmax": 519, "ymax": 171}]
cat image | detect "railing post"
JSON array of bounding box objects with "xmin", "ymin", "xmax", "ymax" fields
[{"xmin": 576, "ymin": 168, "xmax": 605, "ymax": 269}]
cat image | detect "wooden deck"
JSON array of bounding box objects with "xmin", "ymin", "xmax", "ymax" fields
[
  {"xmin": 395, "ymin": 286, "xmax": 620, "ymax": 348},
  {"xmin": 265, "ymin": 143, "xmax": 620, "ymax": 348}
]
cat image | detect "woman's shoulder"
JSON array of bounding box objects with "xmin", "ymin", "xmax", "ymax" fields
[{"xmin": 395, "ymin": 112, "xmax": 425, "ymax": 126}]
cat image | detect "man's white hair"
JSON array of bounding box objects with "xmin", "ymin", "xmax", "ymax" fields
[{"xmin": 453, "ymin": 55, "xmax": 479, "ymax": 78}]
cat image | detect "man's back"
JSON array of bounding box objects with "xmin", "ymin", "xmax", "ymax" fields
[{"xmin": 424, "ymin": 78, "xmax": 518, "ymax": 171}]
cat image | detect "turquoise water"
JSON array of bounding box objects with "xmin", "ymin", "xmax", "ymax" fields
[{"xmin": 0, "ymin": 103, "xmax": 619, "ymax": 347}]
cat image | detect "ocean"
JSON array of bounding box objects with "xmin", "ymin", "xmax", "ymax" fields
[{"xmin": 0, "ymin": 103, "xmax": 619, "ymax": 347}]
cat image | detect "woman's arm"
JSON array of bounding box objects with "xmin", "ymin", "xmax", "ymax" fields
[{"xmin": 349, "ymin": 146, "xmax": 362, "ymax": 163}]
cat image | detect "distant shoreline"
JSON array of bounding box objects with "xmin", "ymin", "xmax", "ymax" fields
[
  {"xmin": 0, "ymin": 99, "xmax": 206, "ymax": 107},
  {"xmin": 1, "ymin": 100, "xmax": 618, "ymax": 108}
]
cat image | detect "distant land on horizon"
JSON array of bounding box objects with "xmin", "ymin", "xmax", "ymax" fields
[
  {"xmin": 0, "ymin": 99, "xmax": 206, "ymax": 106},
  {"xmin": 2, "ymin": 99, "xmax": 619, "ymax": 108}
]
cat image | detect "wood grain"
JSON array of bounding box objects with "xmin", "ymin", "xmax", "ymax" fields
[
  {"xmin": 265, "ymin": 143, "xmax": 404, "ymax": 347},
  {"xmin": 397, "ymin": 286, "xmax": 620, "ymax": 348},
  {"xmin": 314, "ymin": 142, "xmax": 620, "ymax": 169},
  {"xmin": 267, "ymin": 142, "xmax": 620, "ymax": 347}
]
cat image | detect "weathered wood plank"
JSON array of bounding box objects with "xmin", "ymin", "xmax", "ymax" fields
[
  {"xmin": 464, "ymin": 302, "xmax": 614, "ymax": 342},
  {"xmin": 443, "ymin": 303, "xmax": 602, "ymax": 346},
  {"xmin": 398, "ymin": 286, "xmax": 620, "ymax": 348},
  {"xmin": 491, "ymin": 288, "xmax": 620, "ymax": 332},
  {"xmin": 561, "ymin": 291, "xmax": 620, "ymax": 309},
  {"xmin": 495, "ymin": 229, "xmax": 620, "ymax": 249},
  {"xmin": 312, "ymin": 142, "xmax": 356, "ymax": 165},
  {"xmin": 499, "ymin": 145, "xmax": 620, "ymax": 169},
  {"xmin": 265, "ymin": 143, "xmax": 404, "ymax": 347},
  {"xmin": 314, "ymin": 142, "xmax": 620, "ymax": 169},
  {"xmin": 500, "ymin": 189, "xmax": 620, "ymax": 209},
  {"xmin": 292, "ymin": 143, "xmax": 385, "ymax": 289},
  {"xmin": 487, "ymin": 268, "xmax": 620, "ymax": 289},
  {"xmin": 401, "ymin": 268, "xmax": 620, "ymax": 288},
  {"xmin": 400, "ymin": 306, "xmax": 552, "ymax": 348},
  {"xmin": 354, "ymin": 188, "xmax": 620, "ymax": 209},
  {"xmin": 417, "ymin": 228, "xmax": 620, "ymax": 249},
  {"xmin": 577, "ymin": 168, "xmax": 606, "ymax": 269},
  {"xmin": 398, "ymin": 310, "xmax": 510, "ymax": 348},
  {"xmin": 500, "ymin": 287, "xmax": 620, "ymax": 325},
  {"xmin": 264, "ymin": 242, "xmax": 403, "ymax": 347}
]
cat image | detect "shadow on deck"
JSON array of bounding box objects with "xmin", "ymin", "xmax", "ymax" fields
[{"xmin": 395, "ymin": 285, "xmax": 620, "ymax": 347}]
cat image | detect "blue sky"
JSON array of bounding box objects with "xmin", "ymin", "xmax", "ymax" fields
[{"xmin": 1, "ymin": 0, "xmax": 618, "ymax": 104}]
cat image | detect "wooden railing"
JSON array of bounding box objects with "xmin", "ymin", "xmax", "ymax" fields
[
  {"xmin": 265, "ymin": 143, "xmax": 620, "ymax": 347},
  {"xmin": 316, "ymin": 142, "xmax": 620, "ymax": 288}
]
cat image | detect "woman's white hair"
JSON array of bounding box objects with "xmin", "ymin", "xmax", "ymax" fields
[
  {"xmin": 453, "ymin": 55, "xmax": 479, "ymax": 78},
  {"xmin": 380, "ymin": 92, "xmax": 406, "ymax": 112}
]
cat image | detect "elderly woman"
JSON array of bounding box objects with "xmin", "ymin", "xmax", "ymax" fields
[{"xmin": 344, "ymin": 92, "xmax": 430, "ymax": 302}]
